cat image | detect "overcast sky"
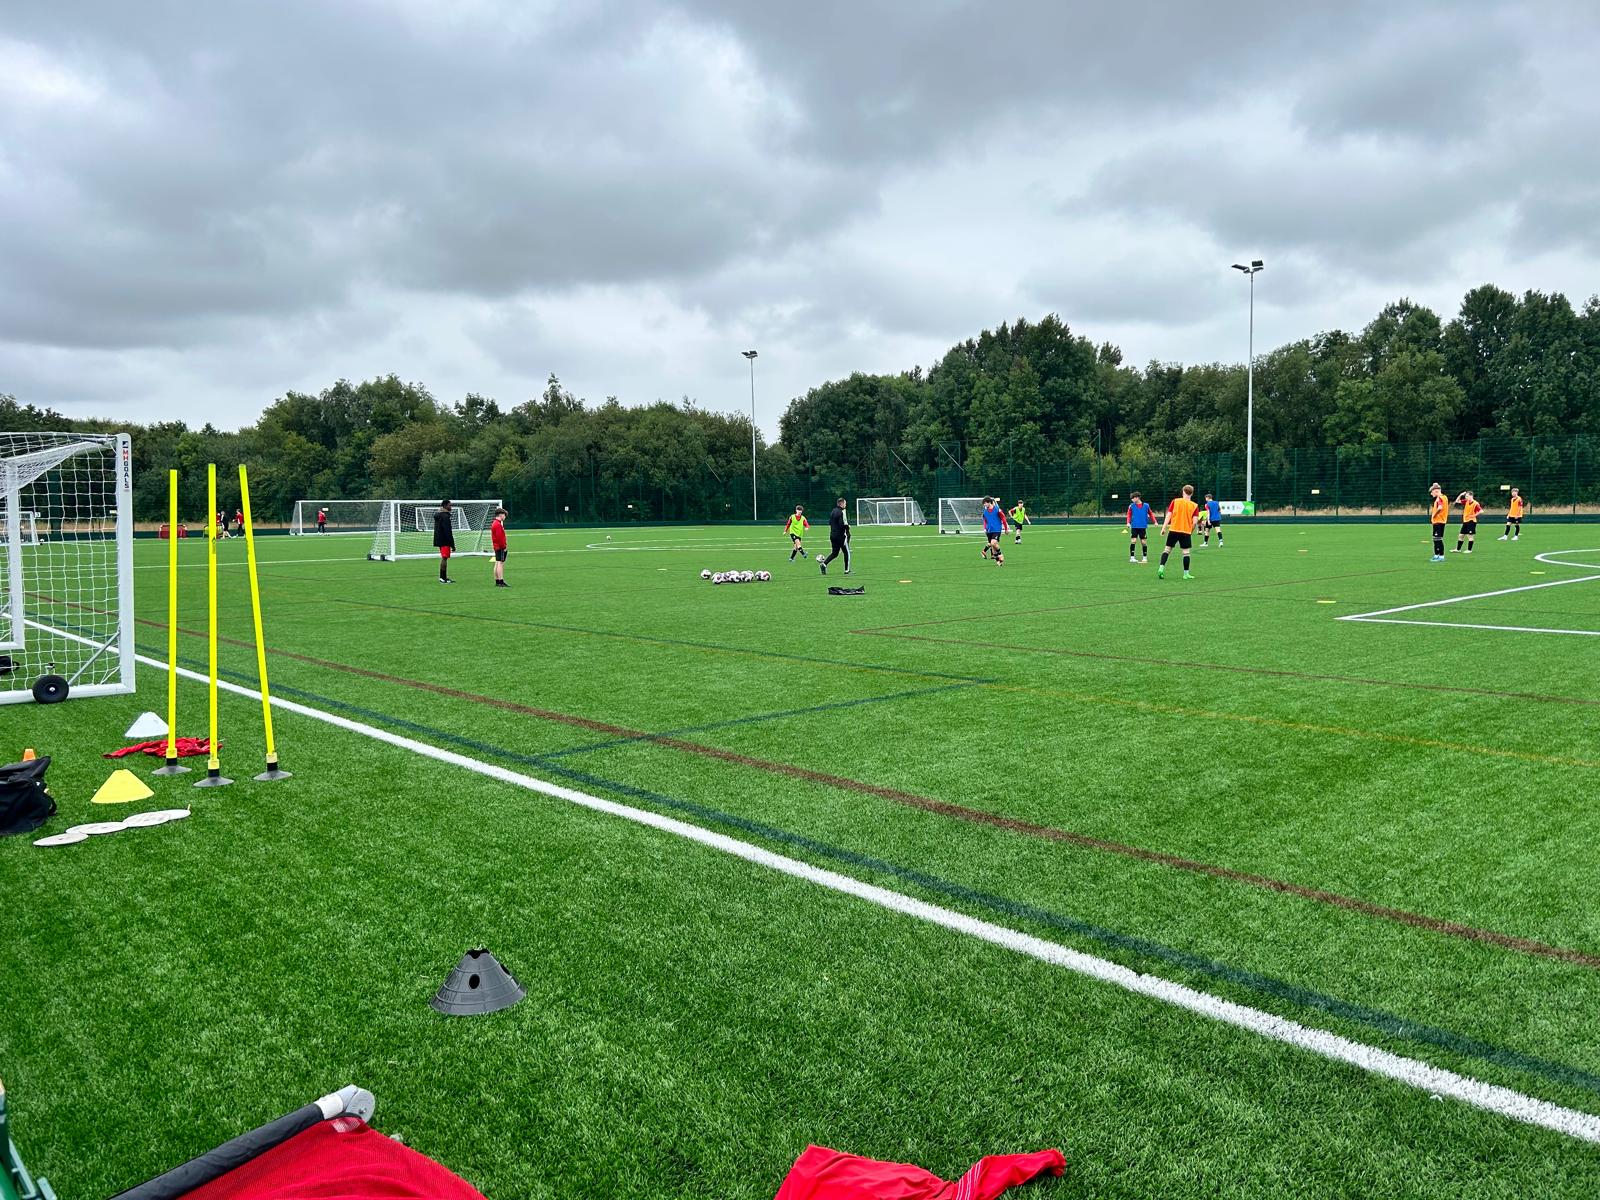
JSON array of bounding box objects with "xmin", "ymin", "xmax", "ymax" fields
[{"xmin": 3, "ymin": 1, "xmax": 1597, "ymax": 437}]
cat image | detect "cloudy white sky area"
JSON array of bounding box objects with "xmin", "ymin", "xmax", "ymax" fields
[{"xmin": 3, "ymin": 0, "xmax": 1597, "ymax": 437}]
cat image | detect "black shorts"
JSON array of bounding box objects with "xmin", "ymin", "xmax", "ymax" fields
[
  {"xmin": 1509, "ymin": 516, "xmax": 1523, "ymax": 526},
  {"xmin": 494, "ymin": 548, "xmax": 508, "ymax": 562},
  {"xmin": 1460, "ymin": 522, "xmax": 1477, "ymax": 535},
  {"xmin": 790, "ymin": 533, "xmax": 803, "ymax": 544},
  {"xmin": 1432, "ymin": 522, "xmax": 1446, "ymax": 537},
  {"xmin": 1166, "ymin": 531, "xmax": 1192, "ymax": 549},
  {"xmin": 1130, "ymin": 527, "xmax": 1148, "ymax": 538},
  {"xmin": 1209, "ymin": 521, "xmax": 1222, "ymax": 530}
]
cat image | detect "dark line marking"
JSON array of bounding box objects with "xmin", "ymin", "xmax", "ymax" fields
[
  {"xmin": 856, "ymin": 631, "xmax": 1600, "ymax": 708},
  {"xmin": 135, "ymin": 624, "xmax": 1600, "ymax": 972},
  {"xmin": 851, "ymin": 567, "xmax": 1414, "ymax": 632},
  {"xmin": 145, "ymin": 645, "xmax": 1600, "ymax": 1103}
]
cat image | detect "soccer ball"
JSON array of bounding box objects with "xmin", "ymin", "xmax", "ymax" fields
[
  {"xmin": 606, "ymin": 535, "xmax": 612, "ymax": 540},
  {"xmin": 756, "ymin": 571, "xmax": 770, "ymax": 582},
  {"xmin": 712, "ymin": 573, "xmax": 723, "ymax": 584},
  {"xmin": 700, "ymin": 570, "xmax": 712, "ymax": 580},
  {"xmin": 740, "ymin": 571, "xmax": 754, "ymax": 583}
]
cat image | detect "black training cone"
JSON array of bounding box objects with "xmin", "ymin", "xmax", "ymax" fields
[{"xmin": 430, "ymin": 948, "xmax": 526, "ymax": 1016}]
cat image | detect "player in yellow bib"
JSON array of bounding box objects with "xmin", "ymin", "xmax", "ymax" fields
[
  {"xmin": 784, "ymin": 506, "xmax": 810, "ymax": 562},
  {"xmin": 1008, "ymin": 500, "xmax": 1030, "ymax": 545}
]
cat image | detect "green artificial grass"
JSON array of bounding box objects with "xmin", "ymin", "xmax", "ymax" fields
[{"xmin": 4, "ymin": 519, "xmax": 1600, "ymax": 1196}]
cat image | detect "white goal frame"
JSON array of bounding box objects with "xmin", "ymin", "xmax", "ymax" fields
[
  {"xmin": 937, "ymin": 496, "xmax": 988, "ymax": 535},
  {"xmin": 291, "ymin": 499, "xmax": 389, "ymax": 536},
  {"xmin": 1, "ymin": 432, "xmax": 134, "ymax": 705},
  {"xmin": 856, "ymin": 497, "xmax": 926, "ymax": 526},
  {"xmin": 367, "ymin": 499, "xmax": 503, "ymax": 561}
]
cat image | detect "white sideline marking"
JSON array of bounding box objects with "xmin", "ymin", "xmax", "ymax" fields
[
  {"xmin": 1340, "ymin": 549, "xmax": 1600, "ymax": 636},
  {"xmin": 41, "ymin": 625, "xmax": 1600, "ymax": 1143}
]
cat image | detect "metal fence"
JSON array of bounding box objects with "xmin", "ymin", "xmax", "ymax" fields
[{"xmin": 488, "ymin": 435, "xmax": 1600, "ymax": 524}]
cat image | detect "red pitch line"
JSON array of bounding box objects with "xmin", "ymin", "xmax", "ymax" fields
[{"xmin": 138, "ymin": 613, "xmax": 1600, "ymax": 972}]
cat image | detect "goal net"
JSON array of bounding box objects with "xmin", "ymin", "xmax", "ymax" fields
[
  {"xmin": 367, "ymin": 500, "xmax": 502, "ymax": 561},
  {"xmin": 937, "ymin": 497, "xmax": 988, "ymax": 535},
  {"xmin": 1, "ymin": 432, "xmax": 134, "ymax": 705},
  {"xmin": 290, "ymin": 499, "xmax": 389, "ymax": 536},
  {"xmin": 856, "ymin": 497, "xmax": 926, "ymax": 526}
]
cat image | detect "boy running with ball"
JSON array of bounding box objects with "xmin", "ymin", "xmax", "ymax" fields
[
  {"xmin": 980, "ymin": 498, "xmax": 1005, "ymax": 565},
  {"xmin": 1008, "ymin": 499, "xmax": 1030, "ymax": 544},
  {"xmin": 785, "ymin": 505, "xmax": 810, "ymax": 561}
]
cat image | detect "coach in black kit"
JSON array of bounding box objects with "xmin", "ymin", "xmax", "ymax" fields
[{"xmin": 819, "ymin": 497, "xmax": 851, "ymax": 575}]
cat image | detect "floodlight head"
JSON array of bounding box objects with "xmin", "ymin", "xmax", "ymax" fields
[
  {"xmin": 1231, "ymin": 263, "xmax": 1248, "ymax": 272},
  {"xmin": 1251, "ymin": 259, "xmax": 1264, "ymax": 269},
  {"xmin": 742, "ymin": 349, "xmax": 758, "ymax": 360}
]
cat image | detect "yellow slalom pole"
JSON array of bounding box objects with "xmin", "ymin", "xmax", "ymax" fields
[
  {"xmin": 240, "ymin": 466, "xmax": 289, "ymax": 781},
  {"xmin": 195, "ymin": 463, "xmax": 231, "ymax": 788},
  {"xmin": 154, "ymin": 470, "xmax": 189, "ymax": 775}
]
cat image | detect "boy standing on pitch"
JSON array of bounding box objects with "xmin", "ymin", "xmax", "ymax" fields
[
  {"xmin": 1428, "ymin": 483, "xmax": 1448, "ymax": 562},
  {"xmin": 819, "ymin": 497, "xmax": 851, "ymax": 575},
  {"xmin": 786, "ymin": 505, "xmax": 810, "ymax": 561},
  {"xmin": 1157, "ymin": 485, "xmax": 1198, "ymax": 580},
  {"xmin": 1201, "ymin": 493, "xmax": 1223, "ymax": 547},
  {"xmin": 434, "ymin": 498, "xmax": 456, "ymax": 583},
  {"xmin": 1126, "ymin": 492, "xmax": 1153, "ymax": 563},
  {"xmin": 1008, "ymin": 498, "xmax": 1029, "ymax": 544},
  {"xmin": 491, "ymin": 506, "xmax": 509, "ymax": 586},
  {"xmin": 316, "ymin": 506, "xmax": 327, "ymax": 533},
  {"xmin": 1499, "ymin": 489, "xmax": 1527, "ymax": 541},
  {"xmin": 1453, "ymin": 491, "xmax": 1482, "ymax": 554},
  {"xmin": 981, "ymin": 497, "xmax": 1005, "ymax": 565}
]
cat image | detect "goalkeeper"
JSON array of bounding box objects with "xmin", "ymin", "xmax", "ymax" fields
[
  {"xmin": 1008, "ymin": 499, "xmax": 1030, "ymax": 544},
  {"xmin": 433, "ymin": 499, "xmax": 456, "ymax": 584}
]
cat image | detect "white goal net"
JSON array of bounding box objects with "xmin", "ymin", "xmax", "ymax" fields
[
  {"xmin": 937, "ymin": 497, "xmax": 988, "ymax": 535},
  {"xmin": 290, "ymin": 499, "xmax": 389, "ymax": 536},
  {"xmin": 1, "ymin": 432, "xmax": 134, "ymax": 705},
  {"xmin": 856, "ymin": 497, "xmax": 926, "ymax": 526},
  {"xmin": 367, "ymin": 500, "xmax": 502, "ymax": 561}
]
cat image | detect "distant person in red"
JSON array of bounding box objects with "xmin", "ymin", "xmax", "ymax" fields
[
  {"xmin": 216, "ymin": 510, "xmax": 227, "ymax": 538},
  {"xmin": 491, "ymin": 506, "xmax": 509, "ymax": 588},
  {"xmin": 433, "ymin": 499, "xmax": 456, "ymax": 583},
  {"xmin": 233, "ymin": 508, "xmax": 244, "ymax": 535},
  {"xmin": 316, "ymin": 507, "xmax": 328, "ymax": 533}
]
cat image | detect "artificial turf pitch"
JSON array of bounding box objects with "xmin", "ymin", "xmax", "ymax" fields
[{"xmin": 4, "ymin": 520, "xmax": 1600, "ymax": 1197}]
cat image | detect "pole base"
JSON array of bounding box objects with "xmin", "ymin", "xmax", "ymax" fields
[
  {"xmin": 153, "ymin": 761, "xmax": 191, "ymax": 776},
  {"xmin": 194, "ymin": 767, "xmax": 233, "ymax": 788},
  {"xmin": 254, "ymin": 767, "xmax": 292, "ymax": 782}
]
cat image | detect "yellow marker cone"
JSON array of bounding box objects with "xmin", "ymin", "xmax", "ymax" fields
[
  {"xmin": 21, "ymin": 748, "xmax": 36, "ymax": 761},
  {"xmin": 92, "ymin": 769, "xmax": 155, "ymax": 806}
]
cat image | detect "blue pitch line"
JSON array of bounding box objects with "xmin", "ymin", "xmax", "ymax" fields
[
  {"xmin": 532, "ymin": 682, "xmax": 981, "ymax": 760},
  {"xmin": 149, "ymin": 645, "xmax": 1600, "ymax": 1103},
  {"xmin": 324, "ymin": 597, "xmax": 991, "ymax": 683}
]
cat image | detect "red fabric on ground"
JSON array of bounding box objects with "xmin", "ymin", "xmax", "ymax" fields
[
  {"xmin": 774, "ymin": 1145, "xmax": 1065, "ymax": 1200},
  {"xmin": 104, "ymin": 738, "xmax": 212, "ymax": 759},
  {"xmin": 181, "ymin": 1117, "xmax": 486, "ymax": 1200}
]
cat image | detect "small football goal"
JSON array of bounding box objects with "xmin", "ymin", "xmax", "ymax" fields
[
  {"xmin": 367, "ymin": 500, "xmax": 502, "ymax": 561},
  {"xmin": 937, "ymin": 497, "xmax": 988, "ymax": 535},
  {"xmin": 1, "ymin": 432, "xmax": 134, "ymax": 705},
  {"xmin": 855, "ymin": 497, "xmax": 926, "ymax": 526}
]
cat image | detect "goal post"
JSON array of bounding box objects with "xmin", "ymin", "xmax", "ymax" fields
[
  {"xmin": 290, "ymin": 499, "xmax": 389, "ymax": 536},
  {"xmin": 0, "ymin": 431, "xmax": 134, "ymax": 705},
  {"xmin": 855, "ymin": 497, "xmax": 927, "ymax": 526},
  {"xmin": 937, "ymin": 497, "xmax": 987, "ymax": 535},
  {"xmin": 367, "ymin": 500, "xmax": 502, "ymax": 561}
]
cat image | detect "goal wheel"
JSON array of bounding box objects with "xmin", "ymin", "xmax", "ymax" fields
[{"xmin": 32, "ymin": 674, "xmax": 69, "ymax": 704}]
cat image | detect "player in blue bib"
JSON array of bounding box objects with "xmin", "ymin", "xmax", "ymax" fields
[
  {"xmin": 1201, "ymin": 494, "xmax": 1224, "ymax": 548},
  {"xmin": 1126, "ymin": 492, "xmax": 1153, "ymax": 563}
]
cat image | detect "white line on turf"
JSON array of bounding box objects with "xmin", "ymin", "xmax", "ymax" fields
[
  {"xmin": 42, "ymin": 623, "xmax": 1600, "ymax": 1144},
  {"xmin": 1339, "ymin": 548, "xmax": 1600, "ymax": 635}
]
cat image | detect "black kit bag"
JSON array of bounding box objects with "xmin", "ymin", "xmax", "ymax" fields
[{"xmin": 0, "ymin": 755, "xmax": 55, "ymax": 837}]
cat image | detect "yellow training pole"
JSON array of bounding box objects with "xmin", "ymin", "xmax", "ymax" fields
[
  {"xmin": 195, "ymin": 463, "xmax": 231, "ymax": 788},
  {"xmin": 240, "ymin": 465, "xmax": 289, "ymax": 780},
  {"xmin": 154, "ymin": 470, "xmax": 188, "ymax": 775}
]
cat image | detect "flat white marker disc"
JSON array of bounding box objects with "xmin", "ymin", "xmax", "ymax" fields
[
  {"xmin": 34, "ymin": 831, "xmax": 89, "ymax": 847},
  {"xmin": 67, "ymin": 821, "xmax": 128, "ymax": 836},
  {"xmin": 123, "ymin": 809, "xmax": 191, "ymax": 828}
]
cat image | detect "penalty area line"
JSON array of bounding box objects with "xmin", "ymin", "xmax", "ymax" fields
[
  {"xmin": 1339, "ymin": 549, "xmax": 1600, "ymax": 635},
  {"xmin": 74, "ymin": 635, "xmax": 1600, "ymax": 1144}
]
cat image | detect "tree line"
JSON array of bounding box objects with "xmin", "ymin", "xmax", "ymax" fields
[{"xmin": 3, "ymin": 282, "xmax": 1596, "ymax": 523}]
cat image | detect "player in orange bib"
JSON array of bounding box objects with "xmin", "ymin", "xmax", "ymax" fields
[
  {"xmin": 1428, "ymin": 483, "xmax": 1448, "ymax": 561},
  {"xmin": 1157, "ymin": 484, "xmax": 1199, "ymax": 580},
  {"xmin": 1499, "ymin": 489, "xmax": 1527, "ymax": 541},
  {"xmin": 1453, "ymin": 491, "xmax": 1482, "ymax": 554}
]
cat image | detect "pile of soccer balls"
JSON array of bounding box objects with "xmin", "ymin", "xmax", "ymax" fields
[{"xmin": 702, "ymin": 569, "xmax": 770, "ymax": 585}]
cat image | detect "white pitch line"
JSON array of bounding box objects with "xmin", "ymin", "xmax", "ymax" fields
[
  {"xmin": 1339, "ymin": 548, "xmax": 1600, "ymax": 635},
  {"xmin": 34, "ymin": 626, "xmax": 1599, "ymax": 1144},
  {"xmin": 1338, "ymin": 572, "xmax": 1600, "ymax": 620},
  {"xmin": 1339, "ymin": 617, "xmax": 1600, "ymax": 637}
]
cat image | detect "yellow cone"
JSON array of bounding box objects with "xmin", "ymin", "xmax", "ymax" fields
[
  {"xmin": 92, "ymin": 768, "xmax": 155, "ymax": 806},
  {"xmin": 22, "ymin": 748, "xmax": 36, "ymax": 761}
]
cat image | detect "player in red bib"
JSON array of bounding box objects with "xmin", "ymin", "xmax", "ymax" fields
[{"xmin": 490, "ymin": 506, "xmax": 509, "ymax": 587}]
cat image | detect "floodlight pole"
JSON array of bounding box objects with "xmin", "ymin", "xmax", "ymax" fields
[
  {"xmin": 1231, "ymin": 260, "xmax": 1264, "ymax": 503},
  {"xmin": 743, "ymin": 350, "xmax": 759, "ymax": 521}
]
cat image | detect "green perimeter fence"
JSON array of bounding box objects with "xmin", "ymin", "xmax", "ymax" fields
[{"xmin": 483, "ymin": 435, "xmax": 1600, "ymax": 525}]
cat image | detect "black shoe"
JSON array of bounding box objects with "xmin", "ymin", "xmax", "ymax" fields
[
  {"xmin": 819, "ymin": 562, "xmax": 827, "ymax": 575},
  {"xmin": 495, "ymin": 580, "xmax": 508, "ymax": 587}
]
